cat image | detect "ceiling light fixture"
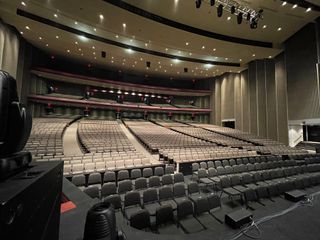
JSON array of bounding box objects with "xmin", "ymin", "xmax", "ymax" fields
[
  {"xmin": 277, "ymin": 27, "xmax": 282, "ymax": 31},
  {"xmin": 263, "ymin": 25, "xmax": 267, "ymax": 29},
  {"xmin": 21, "ymin": 1, "xmax": 26, "ymax": 6},
  {"xmin": 55, "ymin": 35, "xmax": 59, "ymax": 39},
  {"xmin": 306, "ymin": 7, "xmax": 311, "ymax": 12},
  {"xmin": 54, "ymin": 14, "xmax": 58, "ymax": 18},
  {"xmin": 227, "ymin": 16, "xmax": 231, "ymax": 20},
  {"xmin": 186, "ymin": 42, "xmax": 189, "ymax": 46},
  {"xmin": 122, "ymin": 23, "xmax": 126, "ymax": 28},
  {"xmin": 75, "ymin": 21, "xmax": 78, "ymax": 25},
  {"xmin": 38, "ymin": 36, "xmax": 42, "ymax": 40},
  {"xmin": 282, "ymin": 1, "xmax": 287, "ymax": 6},
  {"xmin": 99, "ymin": 14, "xmax": 104, "ymax": 20},
  {"xmin": 20, "ymin": 31, "xmax": 24, "ymax": 35},
  {"xmin": 292, "ymin": 4, "xmax": 298, "ymax": 9},
  {"xmin": 25, "ymin": 26, "xmax": 30, "ymax": 30},
  {"xmin": 93, "ymin": 28, "xmax": 97, "ymax": 31}
]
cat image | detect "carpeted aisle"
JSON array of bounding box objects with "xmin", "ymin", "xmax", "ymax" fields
[{"xmin": 63, "ymin": 122, "xmax": 83, "ymax": 156}]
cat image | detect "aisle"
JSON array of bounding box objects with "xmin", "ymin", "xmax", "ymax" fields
[
  {"xmin": 63, "ymin": 122, "xmax": 83, "ymax": 156},
  {"xmin": 118, "ymin": 120, "xmax": 161, "ymax": 165}
]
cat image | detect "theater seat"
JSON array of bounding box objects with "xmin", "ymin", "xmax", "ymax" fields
[{"xmin": 177, "ymin": 200, "xmax": 204, "ymax": 234}]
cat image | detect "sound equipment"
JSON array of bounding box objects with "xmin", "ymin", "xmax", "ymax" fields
[
  {"xmin": 284, "ymin": 190, "xmax": 306, "ymax": 202},
  {"xmin": 225, "ymin": 208, "xmax": 252, "ymax": 229},
  {"xmin": 0, "ymin": 161, "xmax": 63, "ymax": 240},
  {"xmin": 101, "ymin": 51, "xmax": 106, "ymax": 58}
]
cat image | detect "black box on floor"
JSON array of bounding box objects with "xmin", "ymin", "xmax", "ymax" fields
[
  {"xmin": 0, "ymin": 161, "xmax": 63, "ymax": 240},
  {"xmin": 225, "ymin": 208, "xmax": 253, "ymax": 229},
  {"xmin": 284, "ymin": 190, "xmax": 306, "ymax": 202}
]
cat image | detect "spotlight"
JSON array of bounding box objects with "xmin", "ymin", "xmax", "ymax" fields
[
  {"xmin": 210, "ymin": 0, "xmax": 215, "ymax": 6},
  {"xmin": 250, "ymin": 20, "xmax": 258, "ymax": 29},
  {"xmin": 217, "ymin": 4, "xmax": 223, "ymax": 17},
  {"xmin": 237, "ymin": 12, "xmax": 243, "ymax": 24},
  {"xmin": 246, "ymin": 12, "xmax": 251, "ymax": 21},
  {"xmin": 195, "ymin": 0, "xmax": 201, "ymax": 8},
  {"xmin": 231, "ymin": 6, "xmax": 236, "ymax": 14}
]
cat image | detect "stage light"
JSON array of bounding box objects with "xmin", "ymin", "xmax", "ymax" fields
[
  {"xmin": 210, "ymin": 0, "xmax": 215, "ymax": 6},
  {"xmin": 237, "ymin": 12, "xmax": 243, "ymax": 24},
  {"xmin": 246, "ymin": 12, "xmax": 251, "ymax": 21},
  {"xmin": 217, "ymin": 4, "xmax": 223, "ymax": 17},
  {"xmin": 195, "ymin": 0, "xmax": 201, "ymax": 8},
  {"xmin": 250, "ymin": 20, "xmax": 258, "ymax": 29},
  {"xmin": 231, "ymin": 6, "xmax": 236, "ymax": 14}
]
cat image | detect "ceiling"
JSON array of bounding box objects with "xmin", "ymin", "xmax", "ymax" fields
[{"xmin": 0, "ymin": 0, "xmax": 319, "ymax": 80}]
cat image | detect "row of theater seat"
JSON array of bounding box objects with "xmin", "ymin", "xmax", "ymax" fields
[
  {"xmin": 127, "ymin": 195, "xmax": 222, "ymax": 234},
  {"xmin": 196, "ymin": 164, "xmax": 320, "ymax": 198},
  {"xmin": 71, "ymin": 166, "xmax": 173, "ymax": 188},
  {"xmin": 63, "ymin": 157, "xmax": 158, "ymax": 176}
]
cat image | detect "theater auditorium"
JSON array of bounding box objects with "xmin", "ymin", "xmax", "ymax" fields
[{"xmin": 1, "ymin": 0, "xmax": 320, "ymax": 239}]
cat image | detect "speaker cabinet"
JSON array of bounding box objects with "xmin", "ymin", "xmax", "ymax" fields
[{"xmin": 0, "ymin": 161, "xmax": 63, "ymax": 240}]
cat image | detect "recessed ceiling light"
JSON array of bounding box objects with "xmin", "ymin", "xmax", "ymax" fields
[
  {"xmin": 126, "ymin": 49, "xmax": 133, "ymax": 54},
  {"xmin": 263, "ymin": 25, "xmax": 267, "ymax": 29},
  {"xmin": 132, "ymin": 65, "xmax": 135, "ymax": 67},
  {"xmin": 93, "ymin": 28, "xmax": 97, "ymax": 31},
  {"xmin": 201, "ymin": 46, "xmax": 205, "ymax": 49},
  {"xmin": 292, "ymin": 4, "xmax": 298, "ymax": 9},
  {"xmin": 178, "ymin": 51, "xmax": 181, "ymax": 54},
  {"xmin": 78, "ymin": 48, "xmax": 81, "ymax": 51},
  {"xmin": 46, "ymin": 43, "xmax": 49, "ymax": 47},
  {"xmin": 75, "ymin": 41, "xmax": 78, "ymax": 44},
  {"xmin": 282, "ymin": 1, "xmax": 287, "ymax": 6},
  {"xmin": 25, "ymin": 26, "xmax": 30, "ymax": 30},
  {"xmin": 268, "ymin": 55, "xmax": 272, "ymax": 58},
  {"xmin": 122, "ymin": 23, "xmax": 126, "ymax": 28},
  {"xmin": 93, "ymin": 52, "xmax": 96, "ymax": 55},
  {"xmin": 20, "ymin": 31, "xmax": 24, "ymax": 35},
  {"xmin": 94, "ymin": 57, "xmax": 97, "ymax": 59},
  {"xmin": 130, "ymin": 39, "xmax": 133, "ymax": 42},
  {"xmin": 239, "ymin": 59, "xmax": 242, "ymax": 62},
  {"xmin": 111, "ymin": 60, "xmax": 114, "ymax": 63},
  {"xmin": 54, "ymin": 14, "xmax": 58, "ymax": 18},
  {"xmin": 145, "ymin": 43, "xmax": 148, "ymax": 47},
  {"xmin": 81, "ymin": 53, "xmax": 84, "ymax": 56},
  {"xmin": 21, "ymin": 1, "xmax": 26, "ymax": 6},
  {"xmin": 252, "ymin": 54, "xmax": 256, "ymax": 57},
  {"xmin": 99, "ymin": 14, "xmax": 104, "ymax": 20},
  {"xmin": 55, "ymin": 35, "xmax": 59, "ymax": 39},
  {"xmin": 227, "ymin": 16, "xmax": 231, "ymax": 21},
  {"xmin": 186, "ymin": 42, "xmax": 189, "ymax": 46},
  {"xmin": 38, "ymin": 36, "xmax": 42, "ymax": 40},
  {"xmin": 75, "ymin": 21, "xmax": 78, "ymax": 25},
  {"xmin": 165, "ymin": 48, "xmax": 168, "ymax": 51},
  {"xmin": 213, "ymin": 48, "xmax": 216, "ymax": 51},
  {"xmin": 67, "ymin": 49, "xmax": 70, "ymax": 53},
  {"xmin": 115, "ymin": 35, "xmax": 119, "ymax": 38},
  {"xmin": 277, "ymin": 27, "xmax": 282, "ymax": 31},
  {"xmin": 306, "ymin": 7, "xmax": 311, "ymax": 12},
  {"xmin": 225, "ymin": 57, "xmax": 228, "ymax": 60},
  {"xmin": 92, "ymin": 46, "xmax": 95, "ymax": 49},
  {"xmin": 189, "ymin": 52, "xmax": 192, "ymax": 56},
  {"xmin": 140, "ymin": 58, "xmax": 143, "ymax": 61}
]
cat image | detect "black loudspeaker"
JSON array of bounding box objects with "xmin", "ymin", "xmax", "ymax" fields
[
  {"xmin": 225, "ymin": 209, "xmax": 252, "ymax": 229},
  {"xmin": 184, "ymin": 68, "xmax": 188, "ymax": 73},
  {"xmin": 101, "ymin": 51, "xmax": 106, "ymax": 58},
  {"xmin": 0, "ymin": 161, "xmax": 63, "ymax": 240},
  {"xmin": 284, "ymin": 190, "xmax": 306, "ymax": 202},
  {"xmin": 146, "ymin": 61, "xmax": 151, "ymax": 68}
]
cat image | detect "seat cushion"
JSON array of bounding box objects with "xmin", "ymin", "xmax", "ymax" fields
[
  {"xmin": 158, "ymin": 224, "xmax": 182, "ymax": 234},
  {"xmin": 179, "ymin": 216, "xmax": 204, "ymax": 233},
  {"xmin": 160, "ymin": 200, "xmax": 177, "ymax": 210},
  {"xmin": 196, "ymin": 213, "xmax": 219, "ymax": 229},
  {"xmin": 223, "ymin": 187, "xmax": 241, "ymax": 196},
  {"xmin": 144, "ymin": 202, "xmax": 161, "ymax": 216},
  {"xmin": 125, "ymin": 206, "xmax": 142, "ymax": 220}
]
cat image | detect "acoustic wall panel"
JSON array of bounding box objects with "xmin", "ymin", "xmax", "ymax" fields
[
  {"xmin": 215, "ymin": 79, "xmax": 221, "ymax": 125},
  {"xmin": 248, "ymin": 61, "xmax": 258, "ymax": 135},
  {"xmin": 234, "ymin": 74, "xmax": 242, "ymax": 129},
  {"xmin": 221, "ymin": 74, "xmax": 235, "ymax": 120},
  {"xmin": 256, "ymin": 60, "xmax": 267, "ymax": 137},
  {"xmin": 241, "ymin": 70, "xmax": 250, "ymax": 132},
  {"xmin": 265, "ymin": 59, "xmax": 278, "ymax": 141}
]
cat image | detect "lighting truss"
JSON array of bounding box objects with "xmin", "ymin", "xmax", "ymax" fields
[{"xmin": 202, "ymin": 0, "xmax": 263, "ymax": 27}]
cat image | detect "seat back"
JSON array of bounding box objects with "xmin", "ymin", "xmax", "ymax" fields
[
  {"xmin": 130, "ymin": 209, "xmax": 150, "ymax": 230},
  {"xmin": 156, "ymin": 205, "xmax": 174, "ymax": 226}
]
